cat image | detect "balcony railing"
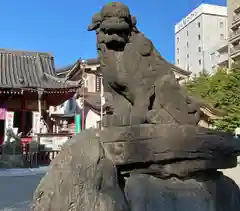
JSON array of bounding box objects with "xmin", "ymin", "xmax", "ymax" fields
[
  {"xmin": 230, "ymin": 27, "xmax": 240, "ymax": 40},
  {"xmin": 217, "ymin": 53, "xmax": 228, "ymax": 65},
  {"xmin": 234, "ymin": 5, "xmax": 240, "ymax": 14},
  {"xmin": 233, "ymin": 13, "xmax": 240, "ymax": 25},
  {"xmin": 230, "ymin": 44, "xmax": 240, "ymax": 55}
]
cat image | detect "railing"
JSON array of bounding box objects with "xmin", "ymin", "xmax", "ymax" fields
[
  {"xmin": 217, "ymin": 53, "xmax": 228, "ymax": 65},
  {"xmin": 0, "ymin": 143, "xmax": 60, "ymax": 168},
  {"xmin": 230, "ymin": 44, "xmax": 240, "ymax": 55},
  {"xmin": 25, "ymin": 150, "xmax": 60, "ymax": 167},
  {"xmin": 230, "ymin": 28, "xmax": 240, "ymax": 40},
  {"xmin": 234, "ymin": 5, "xmax": 240, "ymax": 13},
  {"xmin": 233, "ymin": 13, "xmax": 240, "ymax": 24}
]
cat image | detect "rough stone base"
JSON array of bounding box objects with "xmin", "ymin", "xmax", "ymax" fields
[
  {"xmin": 30, "ymin": 126, "xmax": 240, "ymax": 211},
  {"xmin": 125, "ymin": 173, "xmax": 240, "ymax": 211},
  {"xmin": 31, "ymin": 129, "xmax": 128, "ymax": 211}
]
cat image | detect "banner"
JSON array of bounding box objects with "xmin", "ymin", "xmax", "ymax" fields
[
  {"xmin": 75, "ymin": 114, "xmax": 81, "ymax": 134},
  {"xmin": 0, "ymin": 105, "xmax": 7, "ymax": 120},
  {"xmin": 4, "ymin": 112, "xmax": 14, "ymax": 143}
]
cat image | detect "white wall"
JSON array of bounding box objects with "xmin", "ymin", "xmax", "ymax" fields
[
  {"xmin": 87, "ymin": 73, "xmax": 97, "ymax": 92},
  {"xmin": 85, "ymin": 109, "xmax": 100, "ymax": 129},
  {"xmin": 75, "ymin": 96, "xmax": 101, "ymax": 129},
  {"xmin": 202, "ymin": 14, "xmax": 228, "ymax": 51}
]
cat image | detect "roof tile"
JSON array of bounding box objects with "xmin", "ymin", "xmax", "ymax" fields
[{"xmin": 0, "ymin": 49, "xmax": 76, "ymax": 90}]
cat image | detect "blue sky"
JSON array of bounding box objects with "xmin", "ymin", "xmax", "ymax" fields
[{"xmin": 0, "ymin": 0, "xmax": 226, "ymax": 67}]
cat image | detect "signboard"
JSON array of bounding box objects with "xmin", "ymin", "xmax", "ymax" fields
[
  {"xmin": 4, "ymin": 112, "xmax": 14, "ymax": 143},
  {"xmin": 175, "ymin": 8, "xmax": 201, "ymax": 32},
  {"xmin": 40, "ymin": 137, "xmax": 54, "ymax": 150},
  {"xmin": 40, "ymin": 136, "xmax": 69, "ymax": 151},
  {"xmin": 21, "ymin": 137, "xmax": 33, "ymax": 144},
  {"xmin": 32, "ymin": 112, "xmax": 41, "ymax": 134},
  {"xmin": 25, "ymin": 100, "xmax": 46, "ymax": 110},
  {"xmin": 52, "ymin": 136, "xmax": 69, "ymax": 151}
]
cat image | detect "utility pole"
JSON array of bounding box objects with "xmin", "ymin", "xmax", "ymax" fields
[
  {"xmin": 100, "ymin": 74, "xmax": 104, "ymax": 130},
  {"xmin": 81, "ymin": 60, "xmax": 87, "ymax": 130}
]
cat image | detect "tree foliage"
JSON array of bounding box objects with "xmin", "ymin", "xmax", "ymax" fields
[{"xmin": 184, "ymin": 67, "xmax": 240, "ymax": 132}]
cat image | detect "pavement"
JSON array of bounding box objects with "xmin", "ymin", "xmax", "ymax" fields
[
  {"xmin": 0, "ymin": 165, "xmax": 239, "ymax": 211},
  {"xmin": 221, "ymin": 163, "xmax": 240, "ymax": 185},
  {"xmin": 0, "ymin": 167, "xmax": 48, "ymax": 211}
]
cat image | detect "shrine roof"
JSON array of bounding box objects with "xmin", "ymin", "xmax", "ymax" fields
[
  {"xmin": 0, "ymin": 49, "xmax": 79, "ymax": 91},
  {"xmin": 57, "ymin": 58, "xmax": 100, "ymax": 75}
]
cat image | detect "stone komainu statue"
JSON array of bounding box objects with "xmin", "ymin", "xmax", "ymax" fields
[
  {"xmin": 88, "ymin": 2, "xmax": 200, "ymax": 127},
  {"xmin": 31, "ymin": 3, "xmax": 240, "ymax": 211}
]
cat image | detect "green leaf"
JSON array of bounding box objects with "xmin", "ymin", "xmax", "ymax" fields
[{"xmin": 184, "ymin": 65, "xmax": 240, "ymax": 133}]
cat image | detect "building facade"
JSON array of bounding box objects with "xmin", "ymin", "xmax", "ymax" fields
[
  {"xmin": 50, "ymin": 59, "xmax": 102, "ymax": 130},
  {"xmin": 175, "ymin": 4, "xmax": 228, "ymax": 75},
  {"xmin": 56, "ymin": 59, "xmax": 102, "ymax": 93},
  {"xmin": 203, "ymin": 39, "xmax": 229, "ymax": 73},
  {"xmin": 228, "ymin": 0, "xmax": 240, "ymax": 66}
]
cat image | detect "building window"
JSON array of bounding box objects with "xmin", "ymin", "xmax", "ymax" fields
[
  {"xmin": 95, "ymin": 75, "xmax": 102, "ymax": 92},
  {"xmin": 220, "ymin": 34, "xmax": 224, "ymax": 40},
  {"xmin": 187, "ymin": 31, "xmax": 189, "ymax": 36},
  {"xmin": 187, "ymin": 42, "xmax": 189, "ymax": 48},
  {"xmin": 199, "ymin": 59, "xmax": 202, "ymax": 65},
  {"xmin": 177, "ymin": 37, "xmax": 179, "ymax": 43},
  {"xmin": 187, "ymin": 65, "xmax": 190, "ymax": 71},
  {"xmin": 198, "ymin": 34, "xmax": 201, "ymax": 40},
  {"xmin": 187, "ymin": 54, "xmax": 189, "ymax": 58},
  {"xmin": 197, "ymin": 22, "xmax": 200, "ymax": 28},
  {"xmin": 198, "ymin": 46, "xmax": 201, "ymax": 52},
  {"xmin": 177, "ymin": 59, "xmax": 179, "ymax": 64},
  {"xmin": 177, "ymin": 48, "xmax": 179, "ymax": 54},
  {"xmin": 219, "ymin": 21, "xmax": 224, "ymax": 28}
]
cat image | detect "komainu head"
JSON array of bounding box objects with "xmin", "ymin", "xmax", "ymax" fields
[{"xmin": 88, "ymin": 2, "xmax": 137, "ymax": 50}]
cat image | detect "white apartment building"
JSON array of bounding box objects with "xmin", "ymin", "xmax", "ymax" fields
[
  {"xmin": 204, "ymin": 39, "xmax": 229, "ymax": 73},
  {"xmin": 175, "ymin": 4, "xmax": 228, "ymax": 75},
  {"xmin": 228, "ymin": 0, "xmax": 240, "ymax": 66}
]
